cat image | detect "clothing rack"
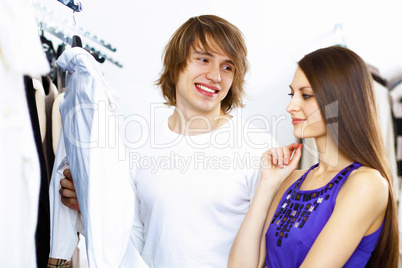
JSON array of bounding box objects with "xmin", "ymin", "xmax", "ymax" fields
[
  {"xmin": 38, "ymin": 21, "xmax": 123, "ymax": 68},
  {"xmin": 33, "ymin": 1, "xmax": 122, "ymax": 67},
  {"xmin": 57, "ymin": 0, "xmax": 83, "ymax": 13}
]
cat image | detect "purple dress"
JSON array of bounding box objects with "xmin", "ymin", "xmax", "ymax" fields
[{"xmin": 265, "ymin": 162, "xmax": 383, "ymax": 267}]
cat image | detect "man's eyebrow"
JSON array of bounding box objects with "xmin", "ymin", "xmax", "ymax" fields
[
  {"xmin": 194, "ymin": 50, "xmax": 214, "ymax": 57},
  {"xmin": 193, "ymin": 50, "xmax": 235, "ymax": 66}
]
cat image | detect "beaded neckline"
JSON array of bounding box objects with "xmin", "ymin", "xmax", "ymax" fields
[
  {"xmin": 292, "ymin": 162, "xmax": 362, "ymax": 197},
  {"xmin": 269, "ymin": 162, "xmax": 363, "ymax": 247}
]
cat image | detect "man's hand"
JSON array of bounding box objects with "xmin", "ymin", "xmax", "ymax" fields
[{"xmin": 59, "ymin": 169, "xmax": 80, "ymax": 211}]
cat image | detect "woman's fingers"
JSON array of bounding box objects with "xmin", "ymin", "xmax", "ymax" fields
[
  {"xmin": 262, "ymin": 143, "xmax": 302, "ymax": 169},
  {"xmin": 288, "ymin": 144, "xmax": 303, "ymax": 168},
  {"xmin": 261, "ymin": 150, "xmax": 273, "ymax": 169},
  {"xmin": 285, "ymin": 143, "xmax": 300, "ymax": 165}
]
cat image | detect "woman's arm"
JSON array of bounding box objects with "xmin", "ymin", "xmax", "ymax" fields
[
  {"xmin": 300, "ymin": 167, "xmax": 388, "ymax": 268},
  {"xmin": 228, "ymin": 144, "xmax": 303, "ymax": 268}
]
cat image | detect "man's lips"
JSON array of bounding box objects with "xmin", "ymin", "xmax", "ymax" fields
[{"xmin": 195, "ymin": 83, "xmax": 220, "ymax": 96}]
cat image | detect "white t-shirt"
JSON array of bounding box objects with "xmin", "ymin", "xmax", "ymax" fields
[{"xmin": 129, "ymin": 115, "xmax": 276, "ymax": 267}]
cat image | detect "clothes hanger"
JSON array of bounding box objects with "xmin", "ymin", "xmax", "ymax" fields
[
  {"xmin": 71, "ymin": 11, "xmax": 82, "ymax": 48},
  {"xmin": 37, "ymin": 1, "xmax": 122, "ymax": 67},
  {"xmin": 40, "ymin": 30, "xmax": 56, "ymax": 72},
  {"xmin": 333, "ymin": 23, "xmax": 347, "ymax": 48},
  {"xmin": 56, "ymin": 0, "xmax": 82, "ymax": 13}
]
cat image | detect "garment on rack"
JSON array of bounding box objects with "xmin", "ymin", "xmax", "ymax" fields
[
  {"xmin": 25, "ymin": 76, "xmax": 51, "ymax": 268},
  {"xmin": 390, "ymin": 81, "xmax": 402, "ymax": 230},
  {"xmin": 386, "ymin": 70, "xmax": 402, "ymax": 90},
  {"xmin": 49, "ymin": 47, "xmax": 136, "ymax": 267},
  {"xmin": 41, "ymin": 76, "xmax": 59, "ymax": 181},
  {"xmin": 300, "ymin": 80, "xmax": 398, "ymax": 199},
  {"xmin": 33, "ymin": 79, "xmax": 47, "ymax": 142},
  {"xmin": 52, "ymin": 92, "xmax": 64, "ymax": 154},
  {"xmin": 0, "ymin": 0, "xmax": 50, "ymax": 267}
]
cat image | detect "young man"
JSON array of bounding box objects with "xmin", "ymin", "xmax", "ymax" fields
[{"xmin": 60, "ymin": 15, "xmax": 276, "ymax": 267}]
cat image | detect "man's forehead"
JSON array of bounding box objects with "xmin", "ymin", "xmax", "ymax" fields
[{"xmin": 192, "ymin": 38, "xmax": 230, "ymax": 58}]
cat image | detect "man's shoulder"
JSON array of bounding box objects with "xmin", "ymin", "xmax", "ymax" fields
[{"xmin": 233, "ymin": 117, "xmax": 277, "ymax": 149}]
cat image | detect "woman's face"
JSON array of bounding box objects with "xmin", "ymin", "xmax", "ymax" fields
[{"xmin": 287, "ymin": 67, "xmax": 326, "ymax": 139}]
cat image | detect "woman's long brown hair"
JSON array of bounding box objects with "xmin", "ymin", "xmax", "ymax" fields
[{"xmin": 298, "ymin": 46, "xmax": 399, "ymax": 267}]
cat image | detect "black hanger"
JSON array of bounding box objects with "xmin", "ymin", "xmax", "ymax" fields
[
  {"xmin": 40, "ymin": 31, "xmax": 56, "ymax": 77},
  {"xmin": 84, "ymin": 46, "xmax": 105, "ymax": 63},
  {"xmin": 72, "ymin": 35, "xmax": 82, "ymax": 48}
]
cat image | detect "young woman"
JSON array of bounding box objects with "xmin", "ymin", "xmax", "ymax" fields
[{"xmin": 228, "ymin": 46, "xmax": 399, "ymax": 267}]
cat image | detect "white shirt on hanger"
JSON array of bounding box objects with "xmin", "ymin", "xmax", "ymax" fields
[
  {"xmin": 49, "ymin": 47, "xmax": 138, "ymax": 267},
  {"xmin": 0, "ymin": 0, "xmax": 50, "ymax": 267}
]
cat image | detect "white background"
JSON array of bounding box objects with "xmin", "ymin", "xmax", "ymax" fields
[{"xmin": 35, "ymin": 0, "xmax": 402, "ymax": 146}]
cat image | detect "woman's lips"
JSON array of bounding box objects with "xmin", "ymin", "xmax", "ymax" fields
[{"xmin": 291, "ymin": 118, "xmax": 306, "ymax": 125}]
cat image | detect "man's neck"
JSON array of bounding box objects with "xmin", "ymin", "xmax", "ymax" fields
[{"xmin": 168, "ymin": 108, "xmax": 232, "ymax": 136}]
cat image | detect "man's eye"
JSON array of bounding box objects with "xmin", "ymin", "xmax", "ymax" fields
[{"xmin": 223, "ymin": 66, "xmax": 233, "ymax": 71}]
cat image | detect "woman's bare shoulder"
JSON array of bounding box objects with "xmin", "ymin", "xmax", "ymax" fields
[{"xmin": 340, "ymin": 166, "xmax": 388, "ymax": 208}]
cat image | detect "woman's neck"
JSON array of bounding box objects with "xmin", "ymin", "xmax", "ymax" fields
[{"xmin": 314, "ymin": 134, "xmax": 353, "ymax": 173}]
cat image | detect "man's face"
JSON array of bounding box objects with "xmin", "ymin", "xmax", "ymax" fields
[{"xmin": 175, "ymin": 40, "xmax": 235, "ymax": 116}]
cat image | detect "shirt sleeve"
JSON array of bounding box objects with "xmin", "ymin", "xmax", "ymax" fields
[
  {"xmin": 247, "ymin": 130, "xmax": 278, "ymax": 202},
  {"xmin": 129, "ymin": 163, "xmax": 145, "ymax": 254}
]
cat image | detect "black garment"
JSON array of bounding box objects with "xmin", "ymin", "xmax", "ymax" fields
[
  {"xmin": 24, "ymin": 76, "xmax": 50, "ymax": 268},
  {"xmin": 41, "ymin": 76, "xmax": 56, "ymax": 182}
]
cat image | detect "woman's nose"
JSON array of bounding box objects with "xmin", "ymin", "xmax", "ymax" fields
[{"xmin": 286, "ymin": 96, "xmax": 301, "ymax": 114}]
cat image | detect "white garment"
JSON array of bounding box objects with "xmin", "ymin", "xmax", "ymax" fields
[
  {"xmin": 33, "ymin": 79, "xmax": 47, "ymax": 142},
  {"xmin": 390, "ymin": 82, "xmax": 402, "ymax": 232},
  {"xmin": 374, "ymin": 82, "xmax": 398, "ymax": 199},
  {"xmin": 49, "ymin": 47, "xmax": 136, "ymax": 267},
  {"xmin": 0, "ymin": 0, "xmax": 50, "ymax": 267},
  {"xmin": 130, "ymin": 112, "xmax": 276, "ymax": 267}
]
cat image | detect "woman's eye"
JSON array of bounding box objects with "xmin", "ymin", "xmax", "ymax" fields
[
  {"xmin": 302, "ymin": 94, "xmax": 314, "ymax": 99},
  {"xmin": 288, "ymin": 93, "xmax": 294, "ymax": 98},
  {"xmin": 199, "ymin": 58, "xmax": 208, "ymax": 63}
]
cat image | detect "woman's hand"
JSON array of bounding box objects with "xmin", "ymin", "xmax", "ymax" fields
[
  {"xmin": 260, "ymin": 143, "xmax": 303, "ymax": 183},
  {"xmin": 228, "ymin": 143, "xmax": 303, "ymax": 268}
]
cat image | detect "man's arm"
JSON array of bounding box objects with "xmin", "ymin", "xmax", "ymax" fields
[{"xmin": 58, "ymin": 167, "xmax": 149, "ymax": 267}]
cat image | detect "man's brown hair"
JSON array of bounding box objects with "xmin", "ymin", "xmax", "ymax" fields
[{"xmin": 155, "ymin": 15, "xmax": 248, "ymax": 112}]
